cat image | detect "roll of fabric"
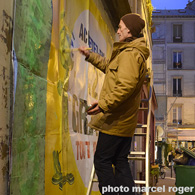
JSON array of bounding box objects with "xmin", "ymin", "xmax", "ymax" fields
[
  {"xmin": 181, "ymin": 147, "xmax": 195, "ymax": 159},
  {"xmin": 173, "ymin": 153, "xmax": 189, "ymax": 165}
]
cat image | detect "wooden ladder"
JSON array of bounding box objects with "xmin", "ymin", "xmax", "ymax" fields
[{"xmin": 128, "ymin": 72, "xmax": 153, "ymax": 195}]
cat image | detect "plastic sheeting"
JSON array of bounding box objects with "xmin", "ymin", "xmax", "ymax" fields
[{"xmin": 11, "ymin": 0, "xmax": 52, "ymax": 194}]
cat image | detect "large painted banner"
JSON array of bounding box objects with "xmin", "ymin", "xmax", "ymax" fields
[{"xmin": 11, "ymin": 0, "xmax": 113, "ymax": 194}]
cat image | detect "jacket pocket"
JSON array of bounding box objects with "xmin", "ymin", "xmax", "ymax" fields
[{"xmin": 109, "ymin": 61, "xmax": 118, "ymax": 70}]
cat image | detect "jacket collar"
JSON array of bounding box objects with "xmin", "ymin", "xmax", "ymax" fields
[
  {"xmin": 109, "ymin": 37, "xmax": 146, "ymax": 62},
  {"xmin": 113, "ymin": 37, "xmax": 145, "ymax": 51}
]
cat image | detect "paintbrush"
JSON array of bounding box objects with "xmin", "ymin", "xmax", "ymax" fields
[{"xmin": 62, "ymin": 48, "xmax": 92, "ymax": 53}]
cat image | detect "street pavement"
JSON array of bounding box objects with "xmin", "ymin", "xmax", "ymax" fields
[
  {"xmin": 142, "ymin": 166, "xmax": 176, "ymax": 195},
  {"xmin": 149, "ymin": 166, "xmax": 176, "ymax": 195}
]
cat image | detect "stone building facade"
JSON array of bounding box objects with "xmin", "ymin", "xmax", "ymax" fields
[{"xmin": 152, "ymin": 0, "xmax": 195, "ymax": 148}]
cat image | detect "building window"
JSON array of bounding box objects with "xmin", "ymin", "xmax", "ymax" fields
[
  {"xmin": 173, "ymin": 106, "xmax": 182, "ymax": 125},
  {"xmin": 152, "ymin": 24, "xmax": 164, "ymax": 39},
  {"xmin": 173, "ymin": 78, "xmax": 182, "ymax": 96},
  {"xmin": 173, "ymin": 24, "xmax": 182, "ymax": 42},
  {"xmin": 173, "ymin": 52, "xmax": 182, "ymax": 69}
]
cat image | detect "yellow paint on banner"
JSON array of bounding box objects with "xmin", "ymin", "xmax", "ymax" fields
[
  {"xmin": 45, "ymin": 0, "xmax": 113, "ymax": 194},
  {"xmin": 45, "ymin": 0, "xmax": 63, "ymax": 194}
]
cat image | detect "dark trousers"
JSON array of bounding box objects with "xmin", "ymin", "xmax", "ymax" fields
[{"xmin": 94, "ymin": 132, "xmax": 135, "ymax": 195}]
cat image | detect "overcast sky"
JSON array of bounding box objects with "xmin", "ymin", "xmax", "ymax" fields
[{"xmin": 152, "ymin": 0, "xmax": 189, "ymax": 9}]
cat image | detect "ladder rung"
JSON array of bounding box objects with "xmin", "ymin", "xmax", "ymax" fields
[
  {"xmin": 134, "ymin": 133, "xmax": 146, "ymax": 136},
  {"xmin": 128, "ymin": 157, "xmax": 146, "ymax": 160},
  {"xmin": 92, "ymin": 178, "xmax": 98, "ymax": 182},
  {"xmin": 136, "ymin": 124, "xmax": 147, "ymax": 128},
  {"xmin": 135, "ymin": 180, "xmax": 146, "ymax": 185},
  {"xmin": 139, "ymin": 107, "xmax": 148, "ymax": 111},
  {"xmin": 141, "ymin": 99, "xmax": 149, "ymax": 103},
  {"xmin": 130, "ymin": 151, "xmax": 145, "ymax": 155}
]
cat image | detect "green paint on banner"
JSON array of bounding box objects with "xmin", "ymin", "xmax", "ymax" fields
[
  {"xmin": 11, "ymin": 0, "xmax": 52, "ymax": 194},
  {"xmin": 11, "ymin": 64, "xmax": 46, "ymax": 195},
  {"xmin": 14, "ymin": 0, "xmax": 52, "ymax": 78}
]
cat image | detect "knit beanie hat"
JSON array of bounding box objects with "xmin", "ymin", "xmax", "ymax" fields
[{"xmin": 121, "ymin": 13, "xmax": 145, "ymax": 37}]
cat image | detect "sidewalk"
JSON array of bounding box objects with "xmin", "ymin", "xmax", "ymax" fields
[
  {"xmin": 142, "ymin": 166, "xmax": 176, "ymax": 195},
  {"xmin": 149, "ymin": 166, "xmax": 176, "ymax": 195}
]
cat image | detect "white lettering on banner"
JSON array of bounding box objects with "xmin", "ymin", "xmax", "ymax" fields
[
  {"xmin": 71, "ymin": 94, "xmax": 95, "ymax": 135},
  {"xmin": 79, "ymin": 23, "xmax": 105, "ymax": 57},
  {"xmin": 76, "ymin": 141, "xmax": 97, "ymax": 160}
]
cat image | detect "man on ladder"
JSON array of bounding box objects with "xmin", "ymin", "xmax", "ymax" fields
[{"xmin": 79, "ymin": 13, "xmax": 149, "ymax": 195}]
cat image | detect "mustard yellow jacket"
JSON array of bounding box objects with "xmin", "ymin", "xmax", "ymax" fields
[{"xmin": 87, "ymin": 37, "xmax": 149, "ymax": 137}]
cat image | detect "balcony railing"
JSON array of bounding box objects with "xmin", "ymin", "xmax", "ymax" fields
[
  {"xmin": 173, "ymin": 62, "xmax": 182, "ymax": 69},
  {"xmin": 173, "ymin": 119, "xmax": 182, "ymax": 125},
  {"xmin": 173, "ymin": 90, "xmax": 182, "ymax": 97},
  {"xmin": 173, "ymin": 36, "xmax": 182, "ymax": 43}
]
